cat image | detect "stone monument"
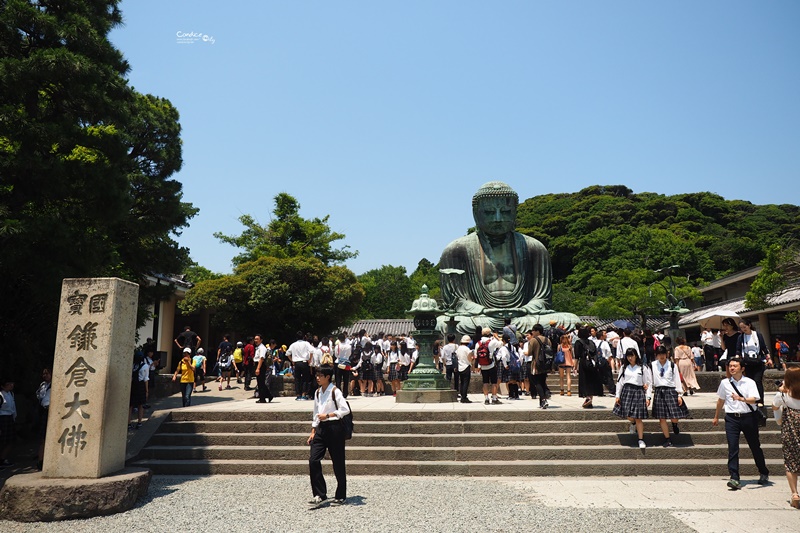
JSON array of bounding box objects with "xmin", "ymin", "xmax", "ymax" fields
[
  {"xmin": 0, "ymin": 278, "xmax": 151, "ymax": 522},
  {"xmin": 438, "ymin": 181, "xmax": 580, "ymax": 335},
  {"xmin": 396, "ymin": 285, "xmax": 458, "ymax": 403}
]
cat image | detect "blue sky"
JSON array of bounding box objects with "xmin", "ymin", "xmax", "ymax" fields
[{"xmin": 110, "ymin": 1, "xmax": 800, "ymax": 277}]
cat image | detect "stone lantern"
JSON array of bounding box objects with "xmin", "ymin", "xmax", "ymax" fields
[{"xmin": 395, "ymin": 285, "xmax": 458, "ymax": 403}]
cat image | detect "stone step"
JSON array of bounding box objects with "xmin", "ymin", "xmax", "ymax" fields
[
  {"xmin": 137, "ymin": 443, "xmax": 784, "ymax": 462},
  {"xmin": 158, "ymin": 419, "xmax": 778, "ymax": 435},
  {"xmin": 149, "ymin": 430, "xmax": 780, "ymax": 447},
  {"xmin": 167, "ymin": 407, "xmax": 729, "ymax": 422},
  {"xmin": 131, "ymin": 458, "xmax": 785, "ymax": 477}
]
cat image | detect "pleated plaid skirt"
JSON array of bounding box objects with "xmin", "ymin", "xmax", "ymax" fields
[
  {"xmin": 388, "ymin": 363, "xmax": 399, "ymax": 381},
  {"xmin": 520, "ymin": 361, "xmax": 529, "ymax": 380},
  {"xmin": 613, "ymin": 384, "xmax": 648, "ymax": 420},
  {"xmin": 651, "ymin": 386, "xmax": 689, "ymax": 420}
]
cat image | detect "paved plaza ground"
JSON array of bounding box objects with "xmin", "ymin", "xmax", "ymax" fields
[{"xmin": 1, "ymin": 382, "xmax": 796, "ymax": 531}]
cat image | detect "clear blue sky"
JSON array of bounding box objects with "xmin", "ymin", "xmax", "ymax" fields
[{"xmin": 110, "ymin": 1, "xmax": 800, "ymax": 277}]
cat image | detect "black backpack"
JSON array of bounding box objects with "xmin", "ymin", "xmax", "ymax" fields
[
  {"xmin": 131, "ymin": 359, "xmax": 146, "ymax": 382},
  {"xmin": 349, "ymin": 342, "xmax": 362, "ymax": 366},
  {"xmin": 535, "ymin": 337, "xmax": 554, "ymax": 373},
  {"xmin": 331, "ymin": 386, "xmax": 353, "ymax": 439}
]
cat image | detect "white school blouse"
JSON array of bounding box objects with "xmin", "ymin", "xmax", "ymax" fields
[{"xmin": 615, "ymin": 364, "xmax": 652, "ymax": 398}]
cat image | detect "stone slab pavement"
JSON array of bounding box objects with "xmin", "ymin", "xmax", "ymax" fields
[{"xmin": 512, "ymin": 476, "xmax": 795, "ymax": 533}]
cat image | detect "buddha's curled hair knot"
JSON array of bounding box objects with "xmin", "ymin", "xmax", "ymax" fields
[{"xmin": 471, "ymin": 181, "xmax": 519, "ymax": 208}]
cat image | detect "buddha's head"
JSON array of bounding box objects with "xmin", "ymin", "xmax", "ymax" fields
[{"xmin": 472, "ymin": 181, "xmax": 518, "ymax": 236}]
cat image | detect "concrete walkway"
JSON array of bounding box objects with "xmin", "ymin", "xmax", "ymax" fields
[{"xmin": 514, "ymin": 476, "xmax": 794, "ymax": 533}]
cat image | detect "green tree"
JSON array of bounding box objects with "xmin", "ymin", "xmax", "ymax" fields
[
  {"xmin": 181, "ymin": 256, "xmax": 364, "ymax": 340},
  {"xmin": 215, "ymin": 193, "xmax": 358, "ymax": 267},
  {"xmin": 409, "ymin": 258, "xmax": 441, "ymax": 302},
  {"xmin": 357, "ymin": 265, "xmax": 415, "ymax": 319},
  {"xmin": 0, "ymin": 1, "xmax": 195, "ymax": 377},
  {"xmin": 745, "ymin": 242, "xmax": 800, "ymax": 311}
]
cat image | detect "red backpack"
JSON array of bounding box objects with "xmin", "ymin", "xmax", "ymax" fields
[{"xmin": 476, "ymin": 340, "xmax": 492, "ymax": 366}]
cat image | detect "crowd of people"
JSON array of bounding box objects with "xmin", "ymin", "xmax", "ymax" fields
[{"xmin": 127, "ymin": 318, "xmax": 798, "ymax": 507}]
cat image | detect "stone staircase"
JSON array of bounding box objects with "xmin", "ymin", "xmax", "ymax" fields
[{"xmin": 131, "ymin": 407, "xmax": 783, "ymax": 477}]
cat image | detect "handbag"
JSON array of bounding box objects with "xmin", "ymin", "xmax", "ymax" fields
[
  {"xmin": 729, "ymin": 379, "xmax": 767, "ymax": 428},
  {"xmin": 775, "ymin": 392, "xmax": 785, "ymax": 425},
  {"xmin": 554, "ymin": 349, "xmax": 565, "ymax": 366}
]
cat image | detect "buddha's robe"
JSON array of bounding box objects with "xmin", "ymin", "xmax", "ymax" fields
[{"xmin": 437, "ymin": 231, "xmax": 579, "ymax": 335}]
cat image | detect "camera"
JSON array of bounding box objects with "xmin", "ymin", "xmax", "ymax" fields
[{"xmin": 775, "ymin": 380, "xmax": 784, "ymax": 387}]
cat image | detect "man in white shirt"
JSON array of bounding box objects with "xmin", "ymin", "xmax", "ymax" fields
[
  {"xmin": 334, "ymin": 333, "xmax": 353, "ymax": 397},
  {"xmin": 307, "ymin": 366, "xmax": 350, "ymax": 507},
  {"xmin": 475, "ymin": 328, "xmax": 503, "ymax": 405},
  {"xmin": 617, "ymin": 329, "xmax": 641, "ymax": 364},
  {"xmin": 712, "ymin": 357, "xmax": 769, "ymax": 490},
  {"xmin": 253, "ymin": 335, "xmax": 273, "ymax": 403},
  {"xmin": 455, "ymin": 335, "xmax": 474, "ymax": 403},
  {"xmin": 287, "ymin": 331, "xmax": 314, "ymax": 400},
  {"xmin": 440, "ymin": 334, "xmax": 458, "ymax": 388}
]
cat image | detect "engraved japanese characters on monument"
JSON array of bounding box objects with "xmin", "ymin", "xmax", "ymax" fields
[{"xmin": 43, "ymin": 278, "xmax": 139, "ymax": 478}]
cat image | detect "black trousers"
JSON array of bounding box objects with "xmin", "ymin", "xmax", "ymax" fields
[
  {"xmin": 243, "ymin": 362, "xmax": 254, "ymax": 390},
  {"xmin": 309, "ymin": 421, "xmax": 346, "ymax": 500},
  {"xmin": 458, "ymin": 367, "xmax": 471, "ymax": 401},
  {"xmin": 334, "ymin": 366, "xmax": 351, "ymax": 398},
  {"xmin": 725, "ymin": 412, "xmax": 769, "ymax": 480},
  {"xmin": 703, "ymin": 345, "xmax": 716, "ymax": 371},
  {"xmin": 531, "ymin": 373, "xmax": 548, "ymax": 405},
  {"xmin": 743, "ymin": 360, "xmax": 766, "ymax": 405},
  {"xmin": 256, "ymin": 370, "xmax": 273, "ymax": 401},
  {"xmin": 445, "ymin": 364, "xmax": 454, "ymax": 382},
  {"xmin": 294, "ymin": 361, "xmax": 310, "ymax": 397}
]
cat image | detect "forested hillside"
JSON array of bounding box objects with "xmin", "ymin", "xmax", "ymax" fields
[{"xmin": 516, "ymin": 185, "xmax": 800, "ymax": 317}]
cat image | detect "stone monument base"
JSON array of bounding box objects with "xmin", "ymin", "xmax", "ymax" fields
[
  {"xmin": 396, "ymin": 389, "xmax": 458, "ymax": 403},
  {"xmin": 0, "ymin": 467, "xmax": 151, "ymax": 522}
]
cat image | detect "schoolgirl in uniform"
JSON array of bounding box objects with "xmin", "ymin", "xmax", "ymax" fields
[
  {"xmin": 397, "ymin": 342, "xmax": 412, "ymax": 385},
  {"xmin": 354, "ymin": 342, "xmax": 375, "ymax": 397},
  {"xmin": 649, "ymin": 345, "xmax": 689, "ymax": 447},
  {"xmin": 371, "ymin": 346, "xmax": 385, "ymax": 396},
  {"xmin": 387, "ymin": 341, "xmax": 401, "ymax": 395},
  {"xmin": 496, "ymin": 334, "xmax": 521, "ymax": 400},
  {"xmin": 613, "ymin": 348, "xmax": 652, "ymax": 449}
]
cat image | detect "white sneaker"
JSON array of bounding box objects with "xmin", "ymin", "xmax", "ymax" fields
[
  {"xmin": 638, "ymin": 440, "xmax": 646, "ymax": 449},
  {"xmin": 308, "ymin": 495, "xmax": 326, "ymax": 508}
]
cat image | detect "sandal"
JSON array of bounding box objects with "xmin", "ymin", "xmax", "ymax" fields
[{"xmin": 792, "ymin": 493, "xmax": 800, "ymax": 509}]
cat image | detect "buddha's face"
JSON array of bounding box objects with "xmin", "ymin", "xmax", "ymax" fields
[{"xmin": 474, "ymin": 196, "xmax": 516, "ymax": 236}]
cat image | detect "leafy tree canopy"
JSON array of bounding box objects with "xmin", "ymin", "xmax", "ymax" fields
[
  {"xmin": 0, "ymin": 0, "xmax": 196, "ymax": 379},
  {"xmin": 181, "ymin": 256, "xmax": 364, "ymax": 341},
  {"xmin": 516, "ymin": 186, "xmax": 800, "ymax": 318},
  {"xmin": 355, "ymin": 259, "xmax": 442, "ymax": 319},
  {"xmin": 215, "ymin": 193, "xmax": 358, "ymax": 267},
  {"xmin": 187, "ymin": 195, "xmax": 362, "ymax": 338}
]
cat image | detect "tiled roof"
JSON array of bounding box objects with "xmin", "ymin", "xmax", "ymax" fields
[
  {"xmin": 676, "ymin": 283, "xmax": 800, "ymax": 328},
  {"xmin": 578, "ymin": 316, "xmax": 668, "ymax": 331},
  {"xmin": 341, "ymin": 316, "xmax": 670, "ymax": 337},
  {"xmin": 338, "ymin": 319, "xmax": 414, "ymax": 338}
]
